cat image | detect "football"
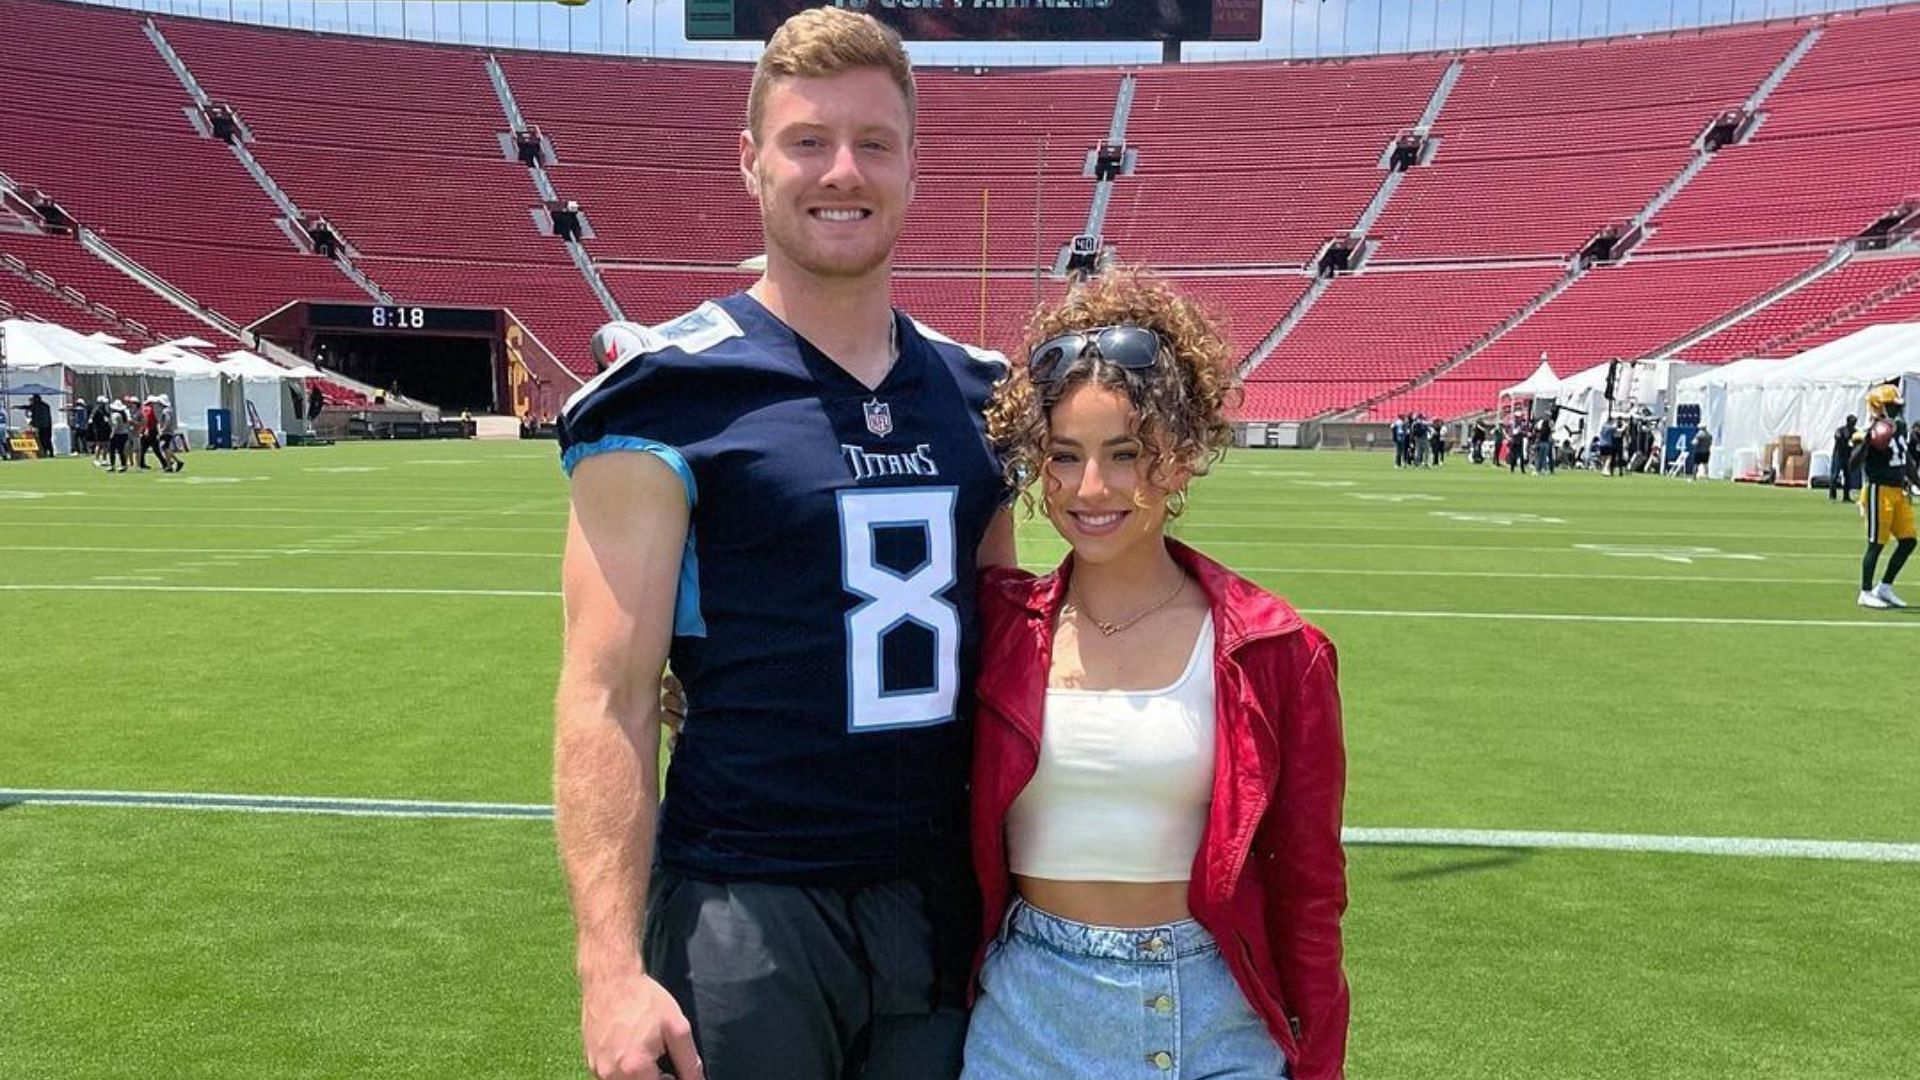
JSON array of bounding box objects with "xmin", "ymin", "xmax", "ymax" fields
[
  {"xmin": 1867, "ymin": 421, "xmax": 1896, "ymax": 449},
  {"xmin": 555, "ymin": 0, "xmax": 590, "ymax": 6}
]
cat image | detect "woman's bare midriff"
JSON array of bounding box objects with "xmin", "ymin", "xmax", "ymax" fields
[{"xmin": 1014, "ymin": 875, "xmax": 1192, "ymax": 928}]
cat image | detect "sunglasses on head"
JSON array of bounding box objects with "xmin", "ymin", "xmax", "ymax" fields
[{"xmin": 1028, "ymin": 324, "xmax": 1163, "ymax": 384}]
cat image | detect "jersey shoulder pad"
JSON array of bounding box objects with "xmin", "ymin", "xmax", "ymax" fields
[
  {"xmin": 654, "ymin": 301, "xmax": 746, "ymax": 356},
  {"xmin": 564, "ymin": 303, "xmax": 744, "ymax": 419}
]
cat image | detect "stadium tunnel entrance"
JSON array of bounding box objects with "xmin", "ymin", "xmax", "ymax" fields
[
  {"xmin": 250, "ymin": 301, "xmax": 571, "ymax": 419},
  {"xmin": 314, "ymin": 332, "xmax": 492, "ymax": 412}
]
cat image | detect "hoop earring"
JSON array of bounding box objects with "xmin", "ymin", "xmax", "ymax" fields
[{"xmin": 1166, "ymin": 489, "xmax": 1188, "ymax": 518}]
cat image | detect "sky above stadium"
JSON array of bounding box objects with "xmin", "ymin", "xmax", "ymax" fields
[{"xmin": 87, "ymin": 0, "xmax": 1889, "ymax": 63}]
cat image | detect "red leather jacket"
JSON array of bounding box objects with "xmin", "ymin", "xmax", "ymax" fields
[{"xmin": 970, "ymin": 540, "xmax": 1349, "ymax": 1080}]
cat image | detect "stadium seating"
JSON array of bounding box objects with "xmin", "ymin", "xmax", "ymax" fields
[
  {"xmin": 1249, "ymin": 267, "xmax": 1557, "ymax": 389},
  {"xmin": 1371, "ymin": 23, "xmax": 1803, "ymax": 261},
  {"xmin": 0, "ymin": 231, "xmax": 200, "ymax": 340},
  {"xmin": 1389, "ymin": 253, "xmax": 1817, "ymax": 410},
  {"xmin": 161, "ymin": 18, "xmax": 565, "ymax": 268},
  {"xmin": 0, "ymin": 1, "xmax": 364, "ymax": 330},
  {"xmin": 1681, "ymin": 255, "xmax": 1920, "ymax": 360},
  {"xmin": 7, "ymin": 0, "xmax": 1919, "ymax": 420},
  {"xmin": 315, "ymin": 378, "xmax": 371, "ymax": 408},
  {"xmin": 0, "ymin": 234, "xmax": 142, "ymax": 337},
  {"xmin": 600, "ymin": 268, "xmax": 759, "ymax": 329},
  {"xmin": 1642, "ymin": 7, "xmax": 1920, "ymax": 252},
  {"xmin": 1114, "ymin": 57, "xmax": 1447, "ymax": 264}
]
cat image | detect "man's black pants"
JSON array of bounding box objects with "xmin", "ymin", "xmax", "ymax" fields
[{"xmin": 644, "ymin": 866, "xmax": 974, "ymax": 1080}]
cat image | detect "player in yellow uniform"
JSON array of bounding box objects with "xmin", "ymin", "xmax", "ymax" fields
[{"xmin": 1851, "ymin": 383, "xmax": 1914, "ymax": 609}]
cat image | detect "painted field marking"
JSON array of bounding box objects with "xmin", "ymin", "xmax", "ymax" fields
[
  {"xmin": 1234, "ymin": 566, "xmax": 1831, "ymax": 586},
  {"xmin": 1574, "ymin": 544, "xmax": 1765, "ymax": 564},
  {"xmin": 1180, "ymin": 522, "xmax": 1849, "ymax": 541},
  {"xmin": 5, "ymin": 789, "xmax": 1915, "ymax": 863},
  {"xmin": 0, "ymin": 505, "xmax": 565, "ymax": 517},
  {"xmin": 1344, "ymin": 828, "xmax": 1920, "ymax": 864},
  {"xmin": 3, "ymin": 583, "xmax": 1916, "ymax": 628},
  {"xmin": 1303, "ymin": 608, "xmax": 1920, "ymax": 629},
  {"xmin": 0, "ymin": 546, "xmax": 1834, "ymax": 582},
  {"xmin": 0, "ymin": 789, "xmax": 547, "ymax": 821},
  {"xmin": 1431, "ymin": 511, "xmax": 1567, "ymax": 526},
  {"xmin": 1189, "ymin": 540, "xmax": 1850, "ymax": 560},
  {"xmin": 0, "ymin": 521, "xmax": 591, "ymax": 534},
  {"xmin": 0, "ymin": 584, "xmax": 559, "ymax": 599}
]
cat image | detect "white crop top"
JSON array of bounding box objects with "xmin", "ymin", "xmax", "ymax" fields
[{"xmin": 1006, "ymin": 615, "xmax": 1217, "ymax": 882}]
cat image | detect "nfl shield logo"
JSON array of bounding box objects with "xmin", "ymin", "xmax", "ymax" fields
[{"xmin": 863, "ymin": 399, "xmax": 893, "ymax": 437}]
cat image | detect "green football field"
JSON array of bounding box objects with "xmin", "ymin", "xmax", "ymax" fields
[{"xmin": 2, "ymin": 440, "xmax": 1916, "ymax": 1079}]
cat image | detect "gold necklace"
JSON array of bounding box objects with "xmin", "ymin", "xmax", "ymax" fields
[{"xmin": 1068, "ymin": 575, "xmax": 1187, "ymax": 637}]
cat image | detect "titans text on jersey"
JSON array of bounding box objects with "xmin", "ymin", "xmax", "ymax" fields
[{"xmin": 558, "ymin": 293, "xmax": 1008, "ymax": 884}]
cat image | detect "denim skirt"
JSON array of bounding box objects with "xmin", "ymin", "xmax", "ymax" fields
[{"xmin": 961, "ymin": 898, "xmax": 1290, "ymax": 1080}]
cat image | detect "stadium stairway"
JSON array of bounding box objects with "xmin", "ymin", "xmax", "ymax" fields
[
  {"xmin": 141, "ymin": 17, "xmax": 394, "ymax": 306},
  {"xmin": 1628, "ymin": 26, "xmax": 1824, "ymax": 239},
  {"xmin": 1734, "ymin": 255, "xmax": 1920, "ymax": 357},
  {"xmin": 1335, "ymin": 261, "xmax": 1583, "ymax": 420},
  {"xmin": 1349, "ymin": 23, "xmax": 1838, "ymax": 421},
  {"xmin": 1232, "ymin": 58, "xmax": 1464, "ymax": 382},
  {"xmin": 482, "ymin": 54, "xmax": 624, "ymax": 327},
  {"xmin": 1648, "ymin": 243, "xmax": 1852, "ymax": 360}
]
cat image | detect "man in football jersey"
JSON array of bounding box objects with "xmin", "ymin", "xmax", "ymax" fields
[
  {"xmin": 552, "ymin": 11, "xmax": 1015, "ymax": 1080},
  {"xmin": 1851, "ymin": 383, "xmax": 1913, "ymax": 609}
]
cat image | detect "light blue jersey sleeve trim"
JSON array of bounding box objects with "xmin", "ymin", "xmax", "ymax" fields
[
  {"xmin": 559, "ymin": 436, "xmax": 706, "ymax": 638},
  {"xmin": 561, "ymin": 435, "xmax": 698, "ymax": 502}
]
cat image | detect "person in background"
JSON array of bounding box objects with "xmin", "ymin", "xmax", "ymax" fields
[
  {"xmin": 1830, "ymin": 414, "xmax": 1859, "ymax": 502},
  {"xmin": 136, "ymin": 396, "xmax": 174, "ymax": 472},
  {"xmin": 1688, "ymin": 426, "xmax": 1712, "ymax": 482},
  {"xmin": 106, "ymin": 398, "xmax": 132, "ymax": 472},
  {"xmin": 1852, "ymin": 384, "xmax": 1913, "ymax": 609},
  {"xmin": 22, "ymin": 392, "xmax": 53, "ymax": 457},
  {"xmin": 159, "ymin": 395, "xmax": 183, "ymax": 471},
  {"xmin": 69, "ymin": 396, "xmax": 91, "ymax": 458},
  {"xmin": 89, "ymin": 396, "xmax": 112, "ymax": 467}
]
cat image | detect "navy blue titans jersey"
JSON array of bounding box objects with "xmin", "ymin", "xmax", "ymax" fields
[{"xmin": 558, "ymin": 293, "xmax": 1007, "ymax": 884}]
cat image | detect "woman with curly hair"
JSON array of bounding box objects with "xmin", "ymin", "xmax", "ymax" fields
[{"xmin": 963, "ymin": 270, "xmax": 1349, "ymax": 1080}]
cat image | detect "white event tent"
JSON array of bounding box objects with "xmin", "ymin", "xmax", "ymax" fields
[
  {"xmin": 1, "ymin": 319, "xmax": 165, "ymax": 452},
  {"xmin": 1552, "ymin": 357, "xmax": 1712, "ymax": 438},
  {"xmin": 1676, "ymin": 323, "xmax": 1920, "ymax": 480},
  {"xmin": 1500, "ymin": 360, "xmax": 1561, "ymax": 403},
  {"xmin": 142, "ymin": 348, "xmax": 226, "ymax": 447},
  {"xmin": 216, "ymin": 350, "xmax": 305, "ymax": 443}
]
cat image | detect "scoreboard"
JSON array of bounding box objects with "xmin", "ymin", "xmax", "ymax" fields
[
  {"xmin": 686, "ymin": 0, "xmax": 1263, "ymax": 42},
  {"xmin": 306, "ymin": 303, "xmax": 498, "ymax": 335}
]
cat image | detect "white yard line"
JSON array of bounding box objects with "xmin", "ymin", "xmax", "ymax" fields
[
  {"xmin": 3, "ymin": 583, "xmax": 1915, "ymax": 627},
  {"xmin": 6, "ymin": 788, "xmax": 1915, "ymax": 862}
]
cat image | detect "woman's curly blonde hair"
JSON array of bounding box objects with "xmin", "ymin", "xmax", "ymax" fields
[{"xmin": 986, "ymin": 268, "xmax": 1240, "ymax": 518}]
